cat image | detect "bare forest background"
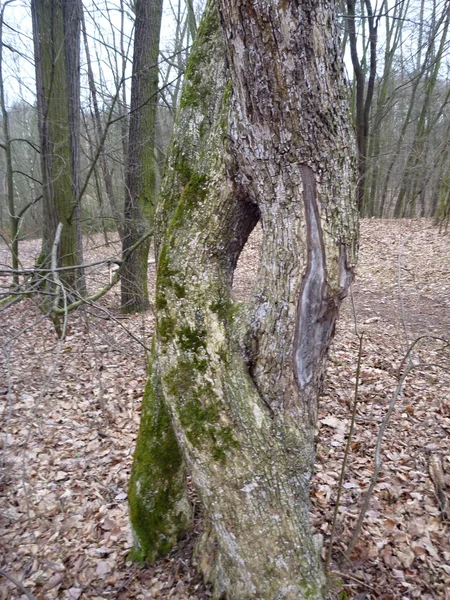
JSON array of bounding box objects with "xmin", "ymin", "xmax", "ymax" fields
[{"xmin": 0, "ymin": 0, "xmax": 450, "ymax": 253}]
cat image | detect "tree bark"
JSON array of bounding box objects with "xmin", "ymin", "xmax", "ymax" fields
[
  {"xmin": 121, "ymin": 0, "xmax": 163, "ymax": 313},
  {"xmin": 129, "ymin": 1, "xmax": 358, "ymax": 598},
  {"xmin": 31, "ymin": 0, "xmax": 84, "ymax": 293},
  {"xmin": 0, "ymin": 0, "xmax": 19, "ymax": 285}
]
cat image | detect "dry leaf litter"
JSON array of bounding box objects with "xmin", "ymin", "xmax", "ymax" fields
[{"xmin": 0, "ymin": 219, "xmax": 449, "ymax": 599}]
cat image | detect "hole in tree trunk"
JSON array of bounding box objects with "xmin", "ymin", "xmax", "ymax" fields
[{"xmin": 232, "ymin": 223, "xmax": 262, "ymax": 301}]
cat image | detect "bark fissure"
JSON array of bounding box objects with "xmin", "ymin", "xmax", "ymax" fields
[{"xmin": 294, "ymin": 164, "xmax": 331, "ymax": 394}]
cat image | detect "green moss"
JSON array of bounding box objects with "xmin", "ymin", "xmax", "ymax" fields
[
  {"xmin": 157, "ymin": 316, "xmax": 176, "ymax": 342},
  {"xmin": 155, "ymin": 292, "xmax": 167, "ymax": 310},
  {"xmin": 209, "ymin": 297, "xmax": 238, "ymax": 322},
  {"xmin": 179, "ymin": 392, "xmax": 239, "ymax": 465},
  {"xmin": 193, "ymin": 357, "xmax": 208, "ymax": 373},
  {"xmin": 170, "ymin": 172, "xmax": 208, "ymax": 231},
  {"xmin": 128, "ymin": 545, "xmax": 145, "ymax": 565},
  {"xmin": 157, "ymin": 244, "xmax": 178, "ymax": 289},
  {"xmin": 155, "ymin": 244, "xmax": 179, "ymax": 313},
  {"xmin": 211, "ymin": 424, "xmax": 239, "ymax": 463},
  {"xmin": 179, "ymin": 390, "xmax": 219, "ymax": 444},
  {"xmin": 177, "ymin": 325, "xmax": 207, "ymax": 353},
  {"xmin": 179, "ymin": 4, "xmax": 220, "ymax": 111},
  {"xmin": 128, "ymin": 353, "xmax": 191, "ymax": 562},
  {"xmin": 183, "ymin": 173, "xmax": 208, "ymax": 208},
  {"xmin": 173, "ymin": 282, "xmax": 186, "ymax": 299},
  {"xmin": 217, "ymin": 346, "xmax": 228, "ymax": 364},
  {"xmin": 173, "ymin": 152, "xmax": 193, "ymax": 186},
  {"xmin": 303, "ymin": 582, "xmax": 321, "ymax": 599},
  {"xmin": 165, "ymin": 362, "xmax": 239, "ymax": 464},
  {"xmin": 219, "ymin": 80, "xmax": 233, "ymax": 135}
]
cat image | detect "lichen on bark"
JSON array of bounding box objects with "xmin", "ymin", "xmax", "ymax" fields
[{"xmin": 129, "ymin": 1, "xmax": 358, "ymax": 598}]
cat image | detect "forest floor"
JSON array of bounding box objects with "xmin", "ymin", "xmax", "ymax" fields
[{"xmin": 0, "ymin": 219, "xmax": 449, "ymax": 600}]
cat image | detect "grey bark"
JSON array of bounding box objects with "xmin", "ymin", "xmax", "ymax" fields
[
  {"xmin": 129, "ymin": 1, "xmax": 358, "ymax": 598},
  {"xmin": 0, "ymin": 0, "xmax": 18, "ymax": 285},
  {"xmin": 31, "ymin": 0, "xmax": 84, "ymax": 293},
  {"xmin": 121, "ymin": 0, "xmax": 164, "ymax": 313}
]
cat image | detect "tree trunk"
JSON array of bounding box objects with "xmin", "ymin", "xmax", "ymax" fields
[
  {"xmin": 121, "ymin": 0, "xmax": 163, "ymax": 313},
  {"xmin": 346, "ymin": 0, "xmax": 378, "ymax": 215},
  {"xmin": 81, "ymin": 7, "xmax": 122, "ymax": 240},
  {"xmin": 0, "ymin": 0, "xmax": 19, "ymax": 285},
  {"xmin": 31, "ymin": 0, "xmax": 84, "ymax": 293},
  {"xmin": 129, "ymin": 1, "xmax": 358, "ymax": 598}
]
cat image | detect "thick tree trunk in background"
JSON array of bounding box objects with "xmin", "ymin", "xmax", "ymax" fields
[
  {"xmin": 129, "ymin": 1, "xmax": 358, "ymax": 598},
  {"xmin": 31, "ymin": 0, "xmax": 84, "ymax": 293},
  {"xmin": 121, "ymin": 0, "xmax": 163, "ymax": 313}
]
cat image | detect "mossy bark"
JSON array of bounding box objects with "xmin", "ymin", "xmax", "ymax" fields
[
  {"xmin": 130, "ymin": 1, "xmax": 358, "ymax": 598},
  {"xmin": 121, "ymin": 0, "xmax": 163, "ymax": 313},
  {"xmin": 128, "ymin": 340, "xmax": 192, "ymax": 560}
]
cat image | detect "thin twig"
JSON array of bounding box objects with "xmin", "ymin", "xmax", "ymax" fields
[
  {"xmin": 80, "ymin": 299, "xmax": 152, "ymax": 351},
  {"xmin": 350, "ymin": 284, "xmax": 360, "ymax": 338},
  {"xmin": 0, "ymin": 568, "xmax": 37, "ymax": 600},
  {"xmin": 331, "ymin": 569, "xmax": 378, "ymax": 593},
  {"xmin": 51, "ymin": 223, "xmax": 64, "ymax": 314},
  {"xmin": 326, "ymin": 332, "xmax": 364, "ymax": 571},
  {"xmin": 397, "ymin": 238, "xmax": 409, "ymax": 351},
  {"xmin": 344, "ymin": 335, "xmax": 449, "ymax": 560}
]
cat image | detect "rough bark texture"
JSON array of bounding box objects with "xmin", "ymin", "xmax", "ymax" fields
[
  {"xmin": 121, "ymin": 0, "xmax": 163, "ymax": 313},
  {"xmin": 31, "ymin": 0, "xmax": 84, "ymax": 292},
  {"xmin": 129, "ymin": 1, "xmax": 358, "ymax": 598}
]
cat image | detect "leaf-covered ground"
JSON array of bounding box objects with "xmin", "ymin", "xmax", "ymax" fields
[{"xmin": 1, "ymin": 219, "xmax": 449, "ymax": 599}]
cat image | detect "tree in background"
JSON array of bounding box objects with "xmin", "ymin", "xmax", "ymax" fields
[
  {"xmin": 344, "ymin": 0, "xmax": 450, "ymax": 219},
  {"xmin": 121, "ymin": 0, "xmax": 164, "ymax": 313},
  {"xmin": 0, "ymin": 0, "xmax": 18, "ymax": 285},
  {"xmin": 346, "ymin": 0, "xmax": 379, "ymax": 213},
  {"xmin": 128, "ymin": 0, "xmax": 358, "ymax": 597},
  {"xmin": 31, "ymin": 0, "xmax": 84, "ymax": 293}
]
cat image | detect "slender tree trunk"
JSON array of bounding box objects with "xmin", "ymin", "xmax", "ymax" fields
[
  {"xmin": 31, "ymin": 0, "xmax": 84, "ymax": 293},
  {"xmin": 186, "ymin": 0, "xmax": 197, "ymax": 40},
  {"xmin": 121, "ymin": 0, "xmax": 163, "ymax": 313},
  {"xmin": 119, "ymin": 0, "xmax": 129, "ymax": 192},
  {"xmin": 129, "ymin": 1, "xmax": 358, "ymax": 598},
  {"xmin": 81, "ymin": 6, "xmax": 122, "ymax": 239},
  {"xmin": 346, "ymin": 0, "xmax": 380, "ymax": 215},
  {"xmin": 394, "ymin": 3, "xmax": 450, "ymax": 218},
  {"xmin": 0, "ymin": 0, "xmax": 19, "ymax": 285},
  {"xmin": 369, "ymin": 0, "xmax": 407, "ymax": 217}
]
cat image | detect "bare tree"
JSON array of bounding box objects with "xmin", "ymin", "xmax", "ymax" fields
[
  {"xmin": 121, "ymin": 0, "xmax": 163, "ymax": 312},
  {"xmin": 81, "ymin": 4, "xmax": 122, "ymax": 238},
  {"xmin": 31, "ymin": 0, "xmax": 84, "ymax": 293},
  {"xmin": 0, "ymin": 0, "xmax": 19, "ymax": 285},
  {"xmin": 129, "ymin": 0, "xmax": 358, "ymax": 597}
]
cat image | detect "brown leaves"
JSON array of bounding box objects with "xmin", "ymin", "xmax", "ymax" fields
[
  {"xmin": 313, "ymin": 220, "xmax": 450, "ymax": 598},
  {"xmin": 0, "ymin": 236, "xmax": 211, "ymax": 599},
  {"xmin": 1, "ymin": 221, "xmax": 449, "ymax": 599}
]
